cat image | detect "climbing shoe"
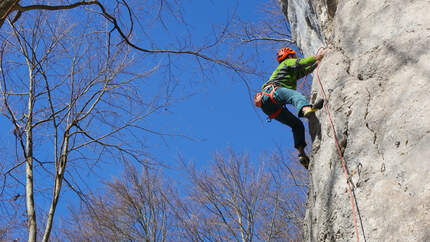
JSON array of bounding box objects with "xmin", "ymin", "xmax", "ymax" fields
[
  {"xmin": 298, "ymin": 153, "xmax": 310, "ymax": 169},
  {"xmin": 303, "ymin": 99, "xmax": 325, "ymax": 118}
]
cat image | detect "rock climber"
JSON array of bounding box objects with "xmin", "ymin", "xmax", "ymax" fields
[{"xmin": 254, "ymin": 47, "xmax": 327, "ymax": 169}]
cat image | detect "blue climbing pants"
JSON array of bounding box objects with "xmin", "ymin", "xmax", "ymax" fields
[{"xmin": 261, "ymin": 86, "xmax": 310, "ymax": 148}]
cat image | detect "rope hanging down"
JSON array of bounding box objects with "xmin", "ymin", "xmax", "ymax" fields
[{"xmin": 314, "ymin": 48, "xmax": 361, "ymax": 242}]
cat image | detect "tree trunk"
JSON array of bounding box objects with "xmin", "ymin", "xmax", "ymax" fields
[
  {"xmin": 0, "ymin": 0, "xmax": 19, "ymax": 29},
  {"xmin": 25, "ymin": 65, "xmax": 36, "ymax": 242},
  {"xmin": 42, "ymin": 134, "xmax": 69, "ymax": 242}
]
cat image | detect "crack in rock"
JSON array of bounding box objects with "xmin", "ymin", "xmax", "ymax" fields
[{"xmin": 364, "ymin": 88, "xmax": 385, "ymax": 162}]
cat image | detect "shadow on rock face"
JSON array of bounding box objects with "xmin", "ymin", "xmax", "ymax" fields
[
  {"xmin": 327, "ymin": 0, "xmax": 338, "ymax": 19},
  {"xmin": 308, "ymin": 113, "xmax": 322, "ymax": 143}
]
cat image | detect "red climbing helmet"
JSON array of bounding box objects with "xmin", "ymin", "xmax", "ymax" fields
[{"xmin": 276, "ymin": 47, "xmax": 297, "ymax": 63}]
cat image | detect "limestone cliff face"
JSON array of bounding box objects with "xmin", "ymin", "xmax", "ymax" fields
[{"xmin": 279, "ymin": 0, "xmax": 430, "ymax": 241}]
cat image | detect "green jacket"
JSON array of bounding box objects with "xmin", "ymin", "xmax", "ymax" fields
[{"xmin": 262, "ymin": 56, "xmax": 317, "ymax": 90}]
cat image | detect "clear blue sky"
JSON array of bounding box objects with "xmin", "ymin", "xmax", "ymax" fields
[
  {"xmin": 0, "ymin": 0, "xmax": 312, "ymax": 232},
  {"xmin": 139, "ymin": 0, "xmax": 304, "ymax": 172}
]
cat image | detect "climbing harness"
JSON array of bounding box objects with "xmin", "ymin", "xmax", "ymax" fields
[
  {"xmin": 261, "ymin": 84, "xmax": 283, "ymax": 120},
  {"xmin": 314, "ymin": 47, "xmax": 363, "ymax": 242}
]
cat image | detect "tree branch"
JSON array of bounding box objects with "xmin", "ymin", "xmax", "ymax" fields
[
  {"xmin": 15, "ymin": 1, "xmax": 100, "ymax": 12},
  {"xmin": 240, "ymin": 37, "xmax": 294, "ymax": 43},
  {"xmin": 12, "ymin": 1, "xmax": 243, "ymax": 72}
]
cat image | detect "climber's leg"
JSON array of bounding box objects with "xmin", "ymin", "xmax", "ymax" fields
[
  {"xmin": 274, "ymin": 109, "xmax": 310, "ymax": 169},
  {"xmin": 275, "ymin": 108, "xmax": 306, "ymax": 149},
  {"xmin": 297, "ymin": 146, "xmax": 310, "ymax": 169},
  {"xmin": 302, "ymin": 99, "xmax": 325, "ymax": 118},
  {"xmin": 274, "ymin": 87, "xmax": 309, "ymax": 117}
]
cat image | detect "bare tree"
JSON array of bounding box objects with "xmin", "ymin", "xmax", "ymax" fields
[
  {"xmin": 0, "ymin": 1, "xmax": 250, "ymax": 73},
  {"xmin": 62, "ymin": 149, "xmax": 308, "ymax": 241},
  {"xmin": 0, "ymin": 1, "xmax": 259, "ymax": 240},
  {"xmin": 174, "ymin": 149, "xmax": 308, "ymax": 241},
  {"xmin": 62, "ymin": 163, "xmax": 173, "ymax": 241},
  {"xmin": 231, "ymin": 0, "xmax": 293, "ymax": 45},
  {"xmin": 0, "ymin": 1, "xmax": 310, "ymax": 241},
  {"xmin": 0, "ymin": 7, "xmax": 175, "ymax": 241},
  {"xmin": 268, "ymin": 147, "xmax": 309, "ymax": 240}
]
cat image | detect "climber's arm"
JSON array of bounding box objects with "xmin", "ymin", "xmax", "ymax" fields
[
  {"xmin": 295, "ymin": 56, "xmax": 317, "ymax": 77},
  {"xmin": 315, "ymin": 48, "xmax": 328, "ymax": 62},
  {"xmin": 304, "ymin": 63, "xmax": 318, "ymax": 74},
  {"xmin": 297, "ymin": 48, "xmax": 328, "ymax": 66},
  {"xmin": 298, "ymin": 56, "xmax": 317, "ymax": 67},
  {"xmin": 297, "ymin": 48, "xmax": 328, "ymax": 76}
]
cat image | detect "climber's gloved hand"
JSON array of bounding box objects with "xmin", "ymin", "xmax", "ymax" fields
[{"xmin": 315, "ymin": 48, "xmax": 328, "ymax": 62}]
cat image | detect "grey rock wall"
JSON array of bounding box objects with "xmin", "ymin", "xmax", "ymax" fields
[
  {"xmin": 280, "ymin": 0, "xmax": 430, "ymax": 241},
  {"xmin": 278, "ymin": 0, "xmax": 325, "ymax": 56}
]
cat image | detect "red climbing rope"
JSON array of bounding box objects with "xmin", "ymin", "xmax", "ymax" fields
[
  {"xmin": 314, "ymin": 48, "xmax": 360, "ymax": 242},
  {"xmin": 297, "ymin": 75, "xmax": 307, "ymax": 91}
]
